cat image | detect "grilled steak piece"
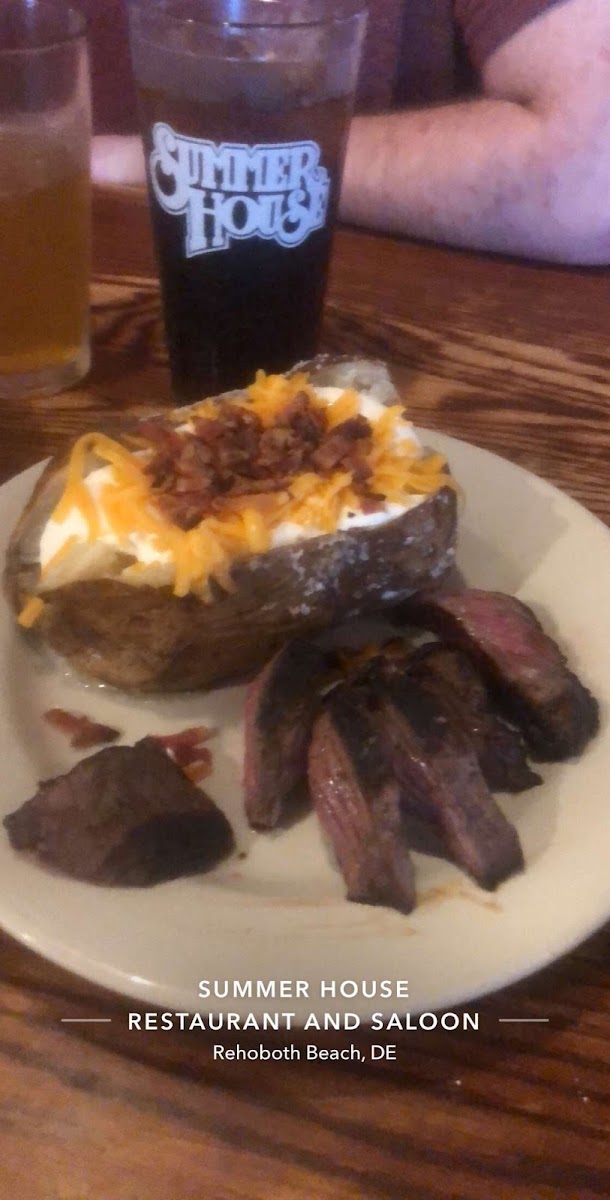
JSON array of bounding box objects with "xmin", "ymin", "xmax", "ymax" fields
[
  {"xmin": 244, "ymin": 638, "xmax": 329, "ymax": 829},
  {"xmin": 405, "ymin": 644, "xmax": 541, "ymax": 793},
  {"xmin": 4, "ymin": 738, "xmax": 234, "ymax": 886},
  {"xmin": 400, "ymin": 590, "xmax": 599, "ymax": 760},
  {"xmin": 377, "ymin": 676, "xmax": 524, "ymax": 890},
  {"xmin": 308, "ymin": 688, "xmax": 416, "ymax": 913}
]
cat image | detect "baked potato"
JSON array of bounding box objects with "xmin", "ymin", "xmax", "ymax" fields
[{"xmin": 5, "ymin": 357, "xmax": 458, "ymax": 692}]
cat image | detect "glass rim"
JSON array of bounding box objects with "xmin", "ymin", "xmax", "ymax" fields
[
  {"xmin": 0, "ymin": 1, "xmax": 87, "ymax": 56},
  {"xmin": 127, "ymin": 0, "xmax": 368, "ymax": 33}
]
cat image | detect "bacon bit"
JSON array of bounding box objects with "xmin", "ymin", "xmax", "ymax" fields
[
  {"xmin": 43, "ymin": 713, "xmax": 215, "ymax": 785},
  {"xmin": 136, "ymin": 420, "xmax": 184, "ymax": 452},
  {"xmin": 152, "ymin": 725, "xmax": 216, "ymax": 783},
  {"xmin": 152, "ymin": 725, "xmax": 214, "ymax": 752},
  {"xmin": 182, "ymin": 756, "xmax": 214, "ymax": 784},
  {"xmin": 140, "ymin": 394, "xmax": 377, "ymax": 531},
  {"xmin": 169, "ymin": 741, "xmax": 214, "ymax": 769},
  {"xmin": 311, "ymin": 416, "xmax": 371, "ymax": 473},
  {"xmin": 44, "ymin": 708, "xmax": 121, "ymax": 749},
  {"xmin": 359, "ymin": 493, "xmax": 386, "ymax": 514}
]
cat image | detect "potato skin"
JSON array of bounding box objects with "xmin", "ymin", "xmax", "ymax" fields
[
  {"xmin": 5, "ymin": 360, "xmax": 458, "ymax": 691},
  {"xmin": 5, "ymin": 453, "xmax": 69, "ymax": 614}
]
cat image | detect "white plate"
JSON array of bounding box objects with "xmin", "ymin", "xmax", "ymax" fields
[{"xmin": 0, "ymin": 432, "xmax": 609, "ymax": 1022}]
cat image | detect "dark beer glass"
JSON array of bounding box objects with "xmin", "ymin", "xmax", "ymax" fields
[{"xmin": 128, "ymin": 0, "xmax": 366, "ymax": 402}]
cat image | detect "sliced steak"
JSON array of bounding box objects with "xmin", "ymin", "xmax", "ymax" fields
[
  {"xmin": 376, "ymin": 676, "xmax": 524, "ymax": 890},
  {"xmin": 244, "ymin": 638, "xmax": 329, "ymax": 829},
  {"xmin": 308, "ymin": 688, "xmax": 416, "ymax": 913},
  {"xmin": 405, "ymin": 644, "xmax": 541, "ymax": 793},
  {"xmin": 401, "ymin": 589, "xmax": 599, "ymax": 760},
  {"xmin": 4, "ymin": 738, "xmax": 234, "ymax": 886}
]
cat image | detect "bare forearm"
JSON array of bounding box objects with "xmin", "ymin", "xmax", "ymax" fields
[{"xmin": 340, "ymin": 102, "xmax": 605, "ymax": 263}]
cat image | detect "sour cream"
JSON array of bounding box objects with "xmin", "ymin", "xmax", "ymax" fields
[
  {"xmin": 39, "ymin": 465, "xmax": 172, "ymax": 579},
  {"xmin": 38, "ymin": 388, "xmax": 425, "ymax": 584}
]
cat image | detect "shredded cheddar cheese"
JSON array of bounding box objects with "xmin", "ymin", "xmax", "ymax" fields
[
  {"xmin": 39, "ymin": 373, "xmax": 453, "ymax": 600},
  {"xmin": 245, "ymin": 371, "xmax": 322, "ymax": 426},
  {"xmin": 18, "ymin": 595, "xmax": 45, "ymax": 628}
]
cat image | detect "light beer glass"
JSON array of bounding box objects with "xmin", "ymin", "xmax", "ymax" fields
[
  {"xmin": 0, "ymin": 1, "xmax": 91, "ymax": 399},
  {"xmin": 128, "ymin": 1, "xmax": 367, "ymax": 402}
]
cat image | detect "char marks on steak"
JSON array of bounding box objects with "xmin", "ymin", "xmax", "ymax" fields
[
  {"xmin": 404, "ymin": 644, "xmax": 541, "ymax": 793},
  {"xmin": 244, "ymin": 638, "xmax": 330, "ymax": 830},
  {"xmin": 308, "ymin": 688, "xmax": 416, "ymax": 913},
  {"xmin": 376, "ymin": 676, "xmax": 524, "ymax": 890},
  {"xmin": 4, "ymin": 738, "xmax": 234, "ymax": 886},
  {"xmin": 400, "ymin": 590, "xmax": 599, "ymax": 760}
]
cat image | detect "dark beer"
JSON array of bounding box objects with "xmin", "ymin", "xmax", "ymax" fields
[{"xmin": 138, "ymin": 85, "xmax": 352, "ymax": 401}]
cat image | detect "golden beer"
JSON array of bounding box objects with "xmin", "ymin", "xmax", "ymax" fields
[
  {"xmin": 0, "ymin": 3, "xmax": 91, "ymax": 398},
  {"xmin": 0, "ymin": 139, "xmax": 89, "ymax": 375}
]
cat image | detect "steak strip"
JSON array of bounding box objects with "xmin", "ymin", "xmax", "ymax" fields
[
  {"xmin": 376, "ymin": 676, "xmax": 525, "ymax": 890},
  {"xmin": 403, "ymin": 644, "xmax": 541, "ymax": 793},
  {"xmin": 308, "ymin": 688, "xmax": 416, "ymax": 913},
  {"xmin": 244, "ymin": 639, "xmax": 330, "ymax": 830},
  {"xmin": 400, "ymin": 589, "xmax": 599, "ymax": 760}
]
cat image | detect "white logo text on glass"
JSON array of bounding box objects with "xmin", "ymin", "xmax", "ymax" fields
[{"xmin": 150, "ymin": 123, "xmax": 330, "ymax": 257}]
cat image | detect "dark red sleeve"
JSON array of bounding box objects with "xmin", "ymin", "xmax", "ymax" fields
[
  {"xmin": 455, "ymin": 0, "xmax": 569, "ymax": 67},
  {"xmin": 80, "ymin": 0, "xmax": 138, "ymax": 133}
]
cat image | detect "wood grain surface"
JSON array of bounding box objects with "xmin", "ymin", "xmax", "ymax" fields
[{"xmin": 0, "ymin": 185, "xmax": 609, "ymax": 1200}]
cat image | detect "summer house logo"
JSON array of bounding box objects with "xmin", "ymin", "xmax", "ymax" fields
[{"xmin": 149, "ymin": 122, "xmax": 330, "ymax": 257}]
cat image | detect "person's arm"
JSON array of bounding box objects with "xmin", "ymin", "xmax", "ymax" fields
[
  {"xmin": 340, "ymin": 0, "xmax": 610, "ymax": 263},
  {"xmin": 92, "ymin": 134, "xmax": 145, "ymax": 187}
]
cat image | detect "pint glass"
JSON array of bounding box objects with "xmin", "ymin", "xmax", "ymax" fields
[
  {"xmin": 0, "ymin": 2, "xmax": 91, "ymax": 399},
  {"xmin": 128, "ymin": 0, "xmax": 367, "ymax": 402}
]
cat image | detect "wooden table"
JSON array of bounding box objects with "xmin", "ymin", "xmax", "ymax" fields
[{"xmin": 0, "ymin": 186, "xmax": 608, "ymax": 1200}]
